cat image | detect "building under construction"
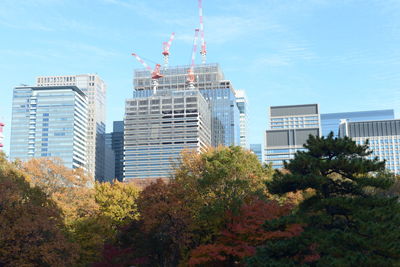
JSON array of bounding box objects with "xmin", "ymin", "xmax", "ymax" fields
[
  {"xmin": 124, "ymin": 89, "xmax": 211, "ymax": 180},
  {"xmin": 132, "ymin": 63, "xmax": 241, "ymax": 147},
  {"xmin": 124, "ymin": 0, "xmax": 244, "ymax": 181}
]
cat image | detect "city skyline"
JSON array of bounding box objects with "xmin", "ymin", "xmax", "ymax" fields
[{"xmin": 1, "ymin": 0, "xmax": 400, "ymax": 154}]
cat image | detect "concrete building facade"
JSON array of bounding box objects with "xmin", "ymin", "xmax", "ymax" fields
[
  {"xmin": 36, "ymin": 74, "xmax": 106, "ymax": 181},
  {"xmin": 10, "ymin": 86, "xmax": 87, "ymax": 170},
  {"xmin": 265, "ymin": 104, "xmax": 320, "ymax": 168},
  {"xmin": 124, "ymin": 89, "xmax": 211, "ymax": 180},
  {"xmin": 339, "ymin": 119, "xmax": 400, "ymax": 174}
]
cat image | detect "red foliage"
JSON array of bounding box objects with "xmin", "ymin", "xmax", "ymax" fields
[
  {"xmin": 93, "ymin": 244, "xmax": 147, "ymax": 267},
  {"xmin": 189, "ymin": 199, "xmax": 303, "ymax": 266}
]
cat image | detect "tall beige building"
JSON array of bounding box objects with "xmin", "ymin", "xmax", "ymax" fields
[{"xmin": 36, "ymin": 74, "xmax": 106, "ymax": 180}]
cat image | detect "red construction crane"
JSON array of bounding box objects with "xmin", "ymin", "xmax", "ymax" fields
[
  {"xmin": 198, "ymin": 0, "xmax": 207, "ymax": 64},
  {"xmin": 131, "ymin": 53, "xmax": 163, "ymax": 93},
  {"xmin": 187, "ymin": 29, "xmax": 199, "ymax": 89},
  {"xmin": 0, "ymin": 122, "xmax": 4, "ymax": 149},
  {"xmin": 162, "ymin": 32, "xmax": 175, "ymax": 68}
]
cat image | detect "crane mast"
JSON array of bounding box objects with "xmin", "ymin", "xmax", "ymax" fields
[
  {"xmin": 131, "ymin": 53, "xmax": 163, "ymax": 94},
  {"xmin": 198, "ymin": 0, "xmax": 206, "ymax": 64},
  {"xmin": 162, "ymin": 32, "xmax": 175, "ymax": 68},
  {"xmin": 187, "ymin": 29, "xmax": 199, "ymax": 90}
]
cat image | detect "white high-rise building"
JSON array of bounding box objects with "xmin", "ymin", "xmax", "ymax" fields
[
  {"xmin": 235, "ymin": 90, "xmax": 247, "ymax": 148},
  {"xmin": 36, "ymin": 74, "xmax": 106, "ymax": 180}
]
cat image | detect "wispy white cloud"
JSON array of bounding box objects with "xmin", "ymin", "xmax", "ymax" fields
[{"xmin": 251, "ymin": 41, "xmax": 317, "ymax": 69}]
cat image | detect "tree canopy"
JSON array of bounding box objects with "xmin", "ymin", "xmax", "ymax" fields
[
  {"xmin": 247, "ymin": 133, "xmax": 400, "ymax": 266},
  {"xmin": 0, "ymin": 153, "xmax": 78, "ymax": 266}
]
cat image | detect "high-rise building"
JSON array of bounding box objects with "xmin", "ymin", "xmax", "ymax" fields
[
  {"xmin": 250, "ymin": 143, "xmax": 263, "ymax": 163},
  {"xmin": 235, "ymin": 90, "xmax": 247, "ymax": 148},
  {"xmin": 0, "ymin": 122, "xmax": 4, "ymax": 151},
  {"xmin": 339, "ymin": 119, "xmax": 400, "ymax": 174},
  {"xmin": 321, "ymin": 109, "xmax": 394, "ymax": 137},
  {"xmin": 265, "ymin": 104, "xmax": 320, "ymax": 168},
  {"xmin": 133, "ymin": 63, "xmax": 240, "ymax": 147},
  {"xmin": 10, "ymin": 86, "xmax": 87, "ymax": 170},
  {"xmin": 104, "ymin": 133, "xmax": 115, "ymax": 182},
  {"xmin": 36, "ymin": 74, "xmax": 106, "ymax": 181},
  {"xmin": 105, "ymin": 121, "xmax": 124, "ymax": 182},
  {"xmin": 124, "ymin": 89, "xmax": 211, "ymax": 180}
]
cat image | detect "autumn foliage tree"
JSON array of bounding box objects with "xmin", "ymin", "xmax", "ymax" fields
[
  {"xmin": 175, "ymin": 146, "xmax": 272, "ymax": 244},
  {"xmin": 188, "ymin": 199, "xmax": 305, "ymax": 266},
  {"xmin": 99, "ymin": 146, "xmax": 275, "ymax": 266},
  {"xmin": 0, "ymin": 153, "xmax": 78, "ymax": 266},
  {"xmin": 18, "ymin": 157, "xmax": 140, "ymax": 266}
]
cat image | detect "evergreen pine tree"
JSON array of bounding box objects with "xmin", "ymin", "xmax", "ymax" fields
[{"xmin": 247, "ymin": 133, "xmax": 400, "ymax": 266}]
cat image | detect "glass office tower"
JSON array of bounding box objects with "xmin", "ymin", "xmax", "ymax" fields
[
  {"xmin": 10, "ymin": 86, "xmax": 87, "ymax": 170},
  {"xmin": 339, "ymin": 119, "xmax": 400, "ymax": 174},
  {"xmin": 321, "ymin": 109, "xmax": 394, "ymax": 137}
]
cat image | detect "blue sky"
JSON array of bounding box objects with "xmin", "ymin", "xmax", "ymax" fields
[{"xmin": 1, "ymin": 0, "xmax": 399, "ymax": 154}]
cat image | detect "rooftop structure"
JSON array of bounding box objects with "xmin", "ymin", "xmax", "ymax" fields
[
  {"xmin": 321, "ymin": 109, "xmax": 394, "ymax": 137},
  {"xmin": 134, "ymin": 63, "xmax": 226, "ymax": 91}
]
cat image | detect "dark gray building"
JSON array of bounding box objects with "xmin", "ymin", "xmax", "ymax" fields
[
  {"xmin": 339, "ymin": 119, "xmax": 400, "ymax": 174},
  {"xmin": 321, "ymin": 109, "xmax": 394, "ymax": 137},
  {"xmin": 103, "ymin": 135, "xmax": 115, "ymax": 182},
  {"xmin": 106, "ymin": 121, "xmax": 124, "ymax": 182},
  {"xmin": 265, "ymin": 104, "xmax": 320, "ymax": 168}
]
